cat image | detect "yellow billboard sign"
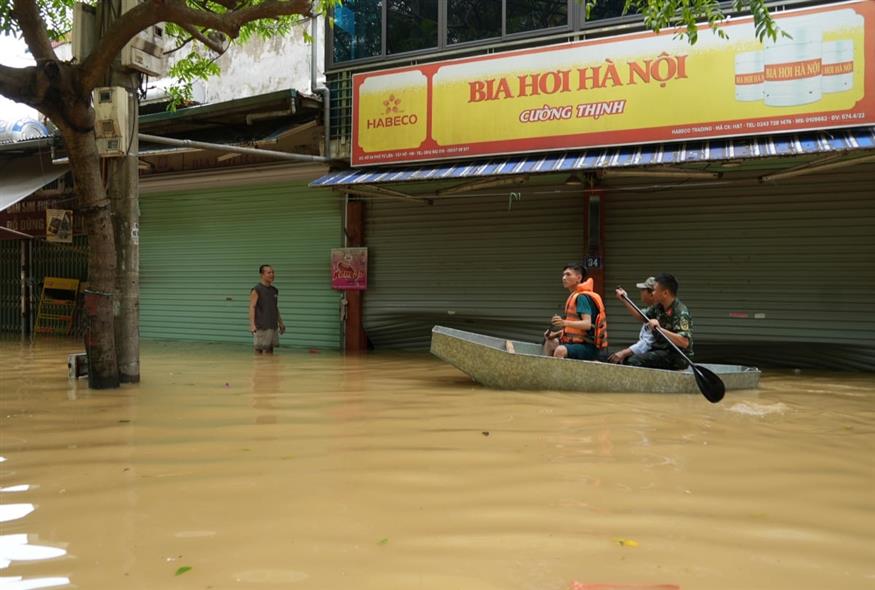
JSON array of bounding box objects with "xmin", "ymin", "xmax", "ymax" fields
[{"xmin": 352, "ymin": 1, "xmax": 874, "ymax": 166}]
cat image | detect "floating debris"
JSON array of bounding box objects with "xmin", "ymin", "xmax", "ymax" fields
[{"xmin": 613, "ymin": 538, "xmax": 640, "ymax": 548}]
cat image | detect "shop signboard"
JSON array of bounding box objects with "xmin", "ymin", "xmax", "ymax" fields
[
  {"xmin": 0, "ymin": 194, "xmax": 81, "ymax": 239},
  {"xmin": 331, "ymin": 247, "xmax": 368, "ymax": 290},
  {"xmin": 352, "ymin": 0, "xmax": 874, "ymax": 166}
]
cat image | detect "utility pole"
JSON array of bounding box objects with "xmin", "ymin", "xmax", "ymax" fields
[
  {"xmin": 108, "ymin": 66, "xmax": 140, "ymax": 383},
  {"xmin": 100, "ymin": 0, "xmax": 140, "ymax": 383}
]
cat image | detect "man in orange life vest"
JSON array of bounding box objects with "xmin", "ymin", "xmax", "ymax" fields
[{"xmin": 543, "ymin": 263, "xmax": 609, "ymax": 361}]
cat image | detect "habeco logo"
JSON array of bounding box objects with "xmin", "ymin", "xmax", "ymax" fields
[{"xmin": 367, "ymin": 95, "xmax": 419, "ymax": 129}]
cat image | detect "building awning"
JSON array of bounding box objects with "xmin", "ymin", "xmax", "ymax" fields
[
  {"xmin": 311, "ymin": 126, "xmax": 875, "ymax": 187},
  {"xmin": 0, "ymin": 156, "xmax": 68, "ymax": 219},
  {"xmin": 139, "ymin": 89, "xmax": 321, "ymax": 136}
]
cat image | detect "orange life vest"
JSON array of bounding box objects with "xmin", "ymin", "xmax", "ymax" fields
[{"xmin": 560, "ymin": 278, "xmax": 609, "ymax": 349}]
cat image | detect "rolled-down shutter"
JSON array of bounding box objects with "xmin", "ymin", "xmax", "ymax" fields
[
  {"xmin": 602, "ymin": 163, "xmax": 875, "ymax": 370},
  {"xmin": 0, "ymin": 240, "xmax": 21, "ymax": 333},
  {"xmin": 140, "ymin": 182, "xmax": 342, "ymax": 349},
  {"xmin": 363, "ymin": 189, "xmax": 586, "ymax": 349}
]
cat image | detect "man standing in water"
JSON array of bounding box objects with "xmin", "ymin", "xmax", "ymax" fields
[
  {"xmin": 609, "ymin": 276, "xmax": 657, "ymax": 364},
  {"xmin": 543, "ymin": 263, "xmax": 608, "ymax": 361},
  {"xmin": 616, "ymin": 272, "xmax": 692, "ymax": 370},
  {"xmin": 249, "ymin": 265, "xmax": 285, "ymax": 354}
]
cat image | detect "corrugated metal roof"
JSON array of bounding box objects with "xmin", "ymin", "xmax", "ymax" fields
[
  {"xmin": 311, "ymin": 126, "xmax": 875, "ymax": 187},
  {"xmin": 0, "ymin": 118, "xmax": 54, "ymax": 154},
  {"xmin": 0, "ymin": 156, "xmax": 68, "ymax": 215}
]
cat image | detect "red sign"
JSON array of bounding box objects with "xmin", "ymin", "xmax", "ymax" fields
[
  {"xmin": 331, "ymin": 248, "xmax": 368, "ymax": 290},
  {"xmin": 0, "ymin": 194, "xmax": 82, "ymax": 239}
]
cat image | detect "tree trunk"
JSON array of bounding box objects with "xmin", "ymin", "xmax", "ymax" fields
[{"xmin": 64, "ymin": 128, "xmax": 120, "ymax": 389}]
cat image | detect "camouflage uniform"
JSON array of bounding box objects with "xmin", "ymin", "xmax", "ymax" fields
[{"xmin": 626, "ymin": 299, "xmax": 693, "ymax": 370}]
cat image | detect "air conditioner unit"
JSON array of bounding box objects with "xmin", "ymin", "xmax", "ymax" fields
[
  {"xmin": 92, "ymin": 87, "xmax": 130, "ymax": 157},
  {"xmin": 120, "ymin": 0, "xmax": 167, "ymax": 77},
  {"xmin": 72, "ymin": 3, "xmax": 97, "ymax": 62}
]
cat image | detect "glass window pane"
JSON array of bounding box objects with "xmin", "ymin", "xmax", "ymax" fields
[
  {"xmin": 507, "ymin": 0, "xmax": 568, "ymax": 34},
  {"xmin": 448, "ymin": 0, "xmax": 501, "ymax": 44},
  {"xmin": 387, "ymin": 0, "xmax": 438, "ymax": 54},
  {"xmin": 333, "ymin": 0, "xmax": 383, "ymax": 63},
  {"xmin": 586, "ymin": 0, "xmax": 639, "ymax": 21}
]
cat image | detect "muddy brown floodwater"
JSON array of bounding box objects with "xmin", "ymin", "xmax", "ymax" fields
[{"xmin": 1, "ymin": 337, "xmax": 873, "ymax": 590}]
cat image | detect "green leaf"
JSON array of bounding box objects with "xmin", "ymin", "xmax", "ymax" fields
[
  {"xmin": 175, "ymin": 566, "xmax": 192, "ymax": 576},
  {"xmin": 582, "ymin": 0, "xmax": 780, "ymax": 44},
  {"xmin": 377, "ymin": 538, "xmax": 389, "ymax": 545}
]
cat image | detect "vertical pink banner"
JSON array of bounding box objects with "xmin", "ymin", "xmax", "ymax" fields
[{"xmin": 331, "ymin": 247, "xmax": 368, "ymax": 290}]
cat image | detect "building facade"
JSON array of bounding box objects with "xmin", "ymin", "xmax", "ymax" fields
[
  {"xmin": 1, "ymin": 16, "xmax": 346, "ymax": 351},
  {"xmin": 318, "ymin": 0, "xmax": 875, "ymax": 369}
]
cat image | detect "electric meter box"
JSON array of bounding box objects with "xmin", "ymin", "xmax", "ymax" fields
[
  {"xmin": 72, "ymin": 3, "xmax": 97, "ymax": 62},
  {"xmin": 92, "ymin": 86, "xmax": 130, "ymax": 157},
  {"xmin": 120, "ymin": 0, "xmax": 167, "ymax": 76}
]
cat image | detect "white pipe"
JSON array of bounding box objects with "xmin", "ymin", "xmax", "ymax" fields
[
  {"xmin": 138, "ymin": 133, "xmax": 329, "ymax": 162},
  {"xmin": 311, "ymin": 13, "xmax": 332, "ymax": 161}
]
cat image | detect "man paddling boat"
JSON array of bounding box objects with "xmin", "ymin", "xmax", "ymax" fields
[{"xmin": 616, "ymin": 273, "xmax": 692, "ymax": 370}]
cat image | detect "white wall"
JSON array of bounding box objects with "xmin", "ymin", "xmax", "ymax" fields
[
  {"xmin": 0, "ymin": 34, "xmax": 40, "ymax": 122},
  {"xmin": 1, "ymin": 15, "xmax": 324, "ymax": 118},
  {"xmin": 147, "ymin": 16, "xmax": 325, "ymax": 105}
]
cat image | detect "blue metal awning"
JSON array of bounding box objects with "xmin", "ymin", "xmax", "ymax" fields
[{"xmin": 311, "ymin": 126, "xmax": 875, "ymax": 187}]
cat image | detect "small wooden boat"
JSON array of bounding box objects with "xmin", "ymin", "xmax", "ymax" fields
[{"xmin": 430, "ymin": 325, "xmax": 760, "ymax": 393}]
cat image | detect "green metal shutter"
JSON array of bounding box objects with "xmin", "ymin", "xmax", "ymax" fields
[
  {"xmin": 31, "ymin": 236, "xmax": 89, "ymax": 288},
  {"xmin": 140, "ymin": 182, "xmax": 342, "ymax": 349},
  {"xmin": 363, "ymin": 190, "xmax": 586, "ymax": 349},
  {"xmin": 0, "ymin": 237, "xmax": 89, "ymax": 335},
  {"xmin": 0, "ymin": 240, "xmax": 21, "ymax": 333},
  {"xmin": 602, "ymin": 163, "xmax": 875, "ymax": 370}
]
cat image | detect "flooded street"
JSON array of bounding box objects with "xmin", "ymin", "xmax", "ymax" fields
[{"xmin": 1, "ymin": 338, "xmax": 873, "ymax": 590}]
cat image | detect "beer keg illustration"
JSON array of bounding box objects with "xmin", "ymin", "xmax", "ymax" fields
[
  {"xmin": 822, "ymin": 40, "xmax": 854, "ymax": 94},
  {"xmin": 763, "ymin": 27, "xmax": 823, "ymax": 107},
  {"xmin": 735, "ymin": 51, "xmax": 764, "ymax": 102}
]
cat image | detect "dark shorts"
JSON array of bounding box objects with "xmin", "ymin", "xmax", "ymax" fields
[
  {"xmin": 563, "ymin": 343, "xmax": 599, "ymax": 361},
  {"xmin": 626, "ymin": 349, "xmax": 688, "ymax": 370}
]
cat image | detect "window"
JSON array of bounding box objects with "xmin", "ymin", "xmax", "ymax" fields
[
  {"xmin": 447, "ymin": 0, "xmax": 502, "ymax": 45},
  {"xmin": 330, "ymin": 0, "xmax": 592, "ymax": 65},
  {"xmin": 506, "ymin": 0, "xmax": 568, "ymax": 35},
  {"xmin": 333, "ymin": 0, "xmax": 383, "ymax": 63},
  {"xmin": 586, "ymin": 0, "xmax": 640, "ymax": 22},
  {"xmin": 387, "ymin": 0, "xmax": 439, "ymax": 54}
]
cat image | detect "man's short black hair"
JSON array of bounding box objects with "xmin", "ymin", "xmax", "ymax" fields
[
  {"xmin": 654, "ymin": 272, "xmax": 679, "ymax": 295},
  {"xmin": 259, "ymin": 264, "xmax": 272, "ymax": 275},
  {"xmin": 563, "ymin": 263, "xmax": 587, "ymax": 278}
]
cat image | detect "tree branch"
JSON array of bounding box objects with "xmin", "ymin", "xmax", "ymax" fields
[
  {"xmin": 81, "ymin": 0, "xmax": 313, "ymax": 91},
  {"xmin": 190, "ymin": 0, "xmax": 221, "ymax": 15},
  {"xmin": 0, "ymin": 63, "xmax": 35, "ymax": 106},
  {"xmin": 180, "ymin": 24, "xmax": 227, "ymax": 54},
  {"xmin": 164, "ymin": 35, "xmax": 196, "ymax": 56},
  {"xmin": 12, "ymin": 0, "xmax": 57, "ymax": 61}
]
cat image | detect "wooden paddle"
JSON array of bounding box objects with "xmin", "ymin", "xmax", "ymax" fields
[{"xmin": 619, "ymin": 289, "xmax": 725, "ymax": 403}]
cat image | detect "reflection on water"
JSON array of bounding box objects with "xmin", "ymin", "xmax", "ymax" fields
[
  {"xmin": 0, "ymin": 457, "xmax": 69, "ymax": 589},
  {"xmin": 0, "ymin": 337, "xmax": 873, "ymax": 589}
]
